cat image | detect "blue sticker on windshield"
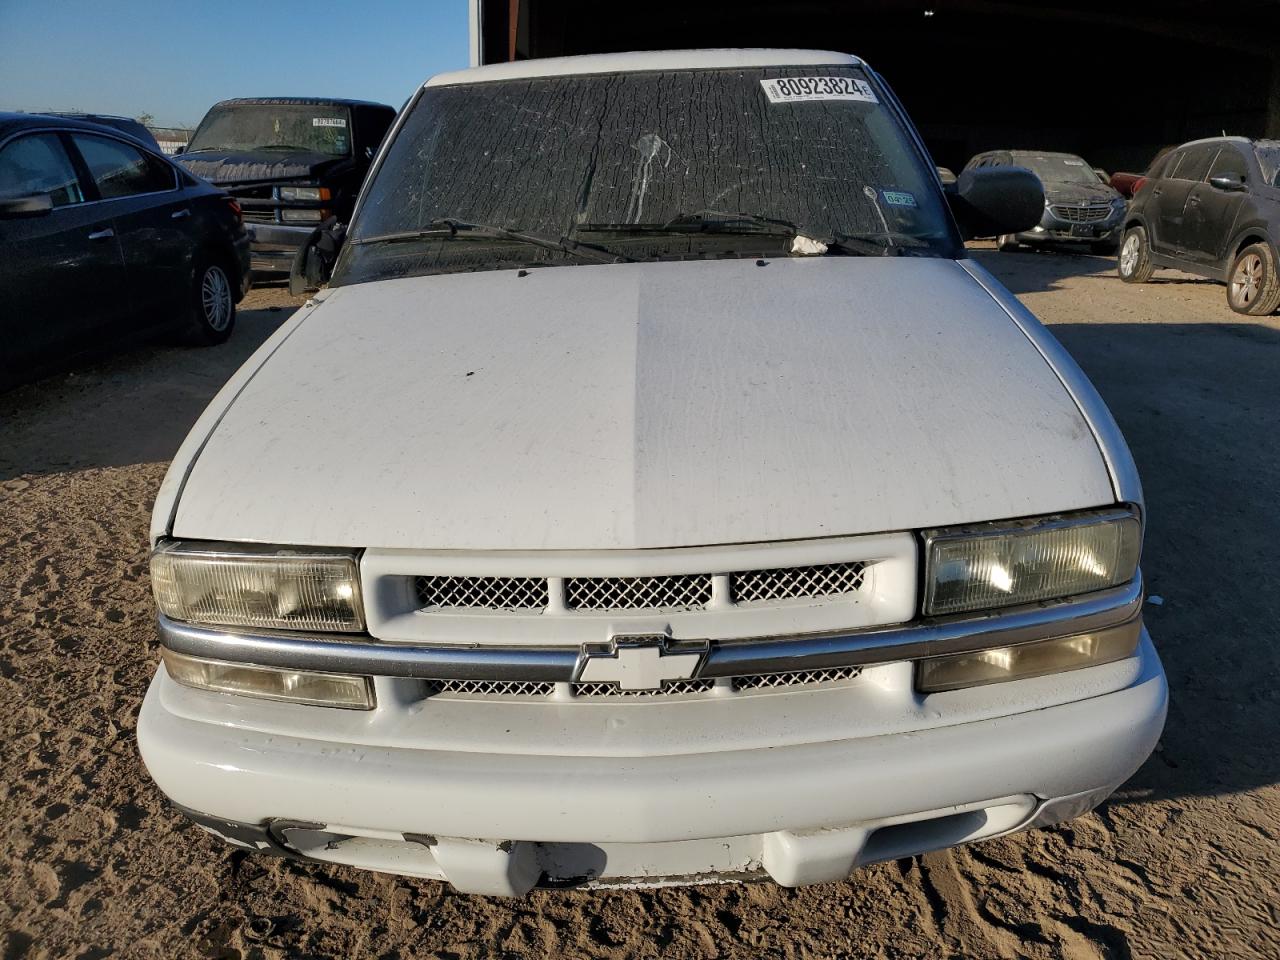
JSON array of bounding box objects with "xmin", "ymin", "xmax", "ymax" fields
[{"xmin": 882, "ymin": 190, "xmax": 917, "ymax": 207}]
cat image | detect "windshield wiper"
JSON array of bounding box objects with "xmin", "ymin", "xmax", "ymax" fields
[
  {"xmin": 575, "ymin": 213, "xmax": 935, "ymax": 257},
  {"xmin": 577, "ymin": 210, "xmax": 798, "ymax": 237},
  {"xmin": 352, "ymin": 219, "xmax": 633, "ymax": 264}
]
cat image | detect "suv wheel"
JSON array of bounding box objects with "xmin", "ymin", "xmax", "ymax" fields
[
  {"xmin": 1227, "ymin": 243, "xmax": 1280, "ymax": 316},
  {"xmin": 1117, "ymin": 227, "xmax": 1153, "ymax": 282},
  {"xmin": 184, "ymin": 257, "xmax": 237, "ymax": 345}
]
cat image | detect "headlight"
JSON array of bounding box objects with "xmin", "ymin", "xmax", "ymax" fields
[
  {"xmin": 162, "ymin": 648, "xmax": 374, "ymax": 709},
  {"xmin": 916, "ymin": 618, "xmax": 1141, "ymax": 692},
  {"xmin": 151, "ymin": 540, "xmax": 364, "ymax": 632},
  {"xmin": 279, "ymin": 186, "xmax": 330, "ymax": 223},
  {"xmin": 278, "ymin": 186, "xmax": 328, "ymax": 202},
  {"xmin": 923, "ymin": 508, "xmax": 1141, "ymax": 616}
]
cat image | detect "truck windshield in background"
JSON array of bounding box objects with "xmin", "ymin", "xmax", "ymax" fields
[
  {"xmin": 186, "ymin": 103, "xmax": 353, "ymax": 156},
  {"xmin": 337, "ymin": 66, "xmax": 956, "ymax": 284}
]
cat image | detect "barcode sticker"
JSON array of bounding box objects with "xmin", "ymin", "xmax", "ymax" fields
[
  {"xmin": 313, "ymin": 117, "xmax": 347, "ymax": 128},
  {"xmin": 760, "ymin": 76, "xmax": 878, "ymax": 104}
]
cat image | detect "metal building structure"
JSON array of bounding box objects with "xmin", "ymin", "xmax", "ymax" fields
[{"xmin": 468, "ymin": 0, "xmax": 1280, "ymax": 173}]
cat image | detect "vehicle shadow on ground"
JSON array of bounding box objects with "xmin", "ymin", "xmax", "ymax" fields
[
  {"xmin": 969, "ymin": 244, "xmax": 1225, "ymax": 299},
  {"xmin": 1047, "ymin": 320, "xmax": 1280, "ymax": 809},
  {"xmin": 0, "ymin": 306, "xmax": 291, "ymax": 482},
  {"xmin": 966, "ymin": 244, "xmax": 1118, "ymax": 295}
]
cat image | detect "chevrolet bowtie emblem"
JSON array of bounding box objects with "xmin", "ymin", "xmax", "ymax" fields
[{"xmin": 575, "ymin": 634, "xmax": 709, "ymax": 691}]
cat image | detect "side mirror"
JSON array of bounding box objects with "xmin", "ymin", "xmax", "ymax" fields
[
  {"xmin": 947, "ymin": 166, "xmax": 1044, "ymax": 240},
  {"xmin": 174, "ymin": 144, "xmax": 185, "ymax": 155},
  {"xmin": 0, "ymin": 193, "xmax": 53, "ymax": 218},
  {"xmin": 289, "ymin": 216, "xmax": 347, "ymax": 295},
  {"xmin": 1208, "ymin": 172, "xmax": 1247, "ymax": 192}
]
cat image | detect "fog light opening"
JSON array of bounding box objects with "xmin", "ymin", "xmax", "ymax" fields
[
  {"xmin": 915, "ymin": 619, "xmax": 1142, "ymax": 693},
  {"xmin": 161, "ymin": 648, "xmax": 375, "ymax": 709}
]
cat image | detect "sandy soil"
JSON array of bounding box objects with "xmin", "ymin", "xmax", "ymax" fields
[{"xmin": 2, "ymin": 256, "xmax": 1278, "ymax": 960}]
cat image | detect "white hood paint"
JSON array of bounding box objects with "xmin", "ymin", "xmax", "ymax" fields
[{"xmin": 172, "ymin": 257, "xmax": 1114, "ymax": 550}]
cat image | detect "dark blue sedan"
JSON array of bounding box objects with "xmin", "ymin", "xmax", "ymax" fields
[{"xmin": 0, "ymin": 113, "xmax": 250, "ymax": 390}]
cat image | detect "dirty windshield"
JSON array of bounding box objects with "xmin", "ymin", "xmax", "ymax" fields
[
  {"xmin": 1018, "ymin": 155, "xmax": 1100, "ymax": 185},
  {"xmin": 333, "ymin": 66, "xmax": 956, "ymax": 284},
  {"xmin": 186, "ymin": 103, "xmax": 352, "ymax": 156}
]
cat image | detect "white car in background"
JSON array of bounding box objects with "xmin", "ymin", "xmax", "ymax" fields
[{"xmin": 137, "ymin": 49, "xmax": 1167, "ymax": 895}]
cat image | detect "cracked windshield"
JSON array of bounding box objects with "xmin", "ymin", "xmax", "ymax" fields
[{"xmin": 334, "ymin": 66, "xmax": 955, "ymax": 285}]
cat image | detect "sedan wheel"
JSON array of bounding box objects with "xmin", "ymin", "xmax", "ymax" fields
[
  {"xmin": 183, "ymin": 257, "xmax": 237, "ymax": 345},
  {"xmin": 201, "ymin": 265, "xmax": 233, "ymax": 332}
]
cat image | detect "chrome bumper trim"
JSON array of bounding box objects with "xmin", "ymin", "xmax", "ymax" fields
[{"xmin": 157, "ymin": 575, "xmax": 1142, "ymax": 682}]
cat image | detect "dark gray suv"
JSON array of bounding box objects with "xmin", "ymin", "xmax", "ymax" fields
[{"xmin": 1118, "ymin": 137, "xmax": 1280, "ymax": 316}]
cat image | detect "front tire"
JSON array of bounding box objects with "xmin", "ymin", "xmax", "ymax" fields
[
  {"xmin": 184, "ymin": 257, "xmax": 236, "ymax": 345},
  {"xmin": 1227, "ymin": 243, "xmax": 1280, "ymax": 316},
  {"xmin": 1117, "ymin": 226, "xmax": 1154, "ymax": 282}
]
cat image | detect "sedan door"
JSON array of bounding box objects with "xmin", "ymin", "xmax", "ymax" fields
[
  {"xmin": 0, "ymin": 131, "xmax": 129, "ymax": 377},
  {"xmin": 67, "ymin": 132, "xmax": 197, "ymax": 335},
  {"xmin": 1183, "ymin": 145, "xmax": 1251, "ymax": 270}
]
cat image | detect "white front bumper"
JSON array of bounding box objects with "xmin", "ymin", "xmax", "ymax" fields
[{"xmin": 138, "ymin": 631, "xmax": 1166, "ymax": 893}]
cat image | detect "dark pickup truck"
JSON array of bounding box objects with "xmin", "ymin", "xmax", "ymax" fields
[{"xmin": 175, "ymin": 97, "xmax": 395, "ymax": 276}]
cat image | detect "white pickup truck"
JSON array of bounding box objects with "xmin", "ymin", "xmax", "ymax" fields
[{"xmin": 138, "ymin": 49, "xmax": 1167, "ymax": 895}]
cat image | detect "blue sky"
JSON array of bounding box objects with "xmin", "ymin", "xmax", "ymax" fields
[{"xmin": 0, "ymin": 0, "xmax": 471, "ymax": 128}]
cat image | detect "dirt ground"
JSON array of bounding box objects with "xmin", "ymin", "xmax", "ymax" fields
[{"xmin": 2, "ymin": 252, "xmax": 1278, "ymax": 960}]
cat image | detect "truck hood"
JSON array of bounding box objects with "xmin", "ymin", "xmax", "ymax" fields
[
  {"xmin": 174, "ymin": 149, "xmax": 348, "ymax": 186},
  {"xmin": 173, "ymin": 256, "xmax": 1114, "ymax": 550}
]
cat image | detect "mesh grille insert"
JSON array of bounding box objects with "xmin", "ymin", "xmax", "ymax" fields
[
  {"xmin": 422, "ymin": 668, "xmax": 863, "ymax": 699},
  {"xmin": 732, "ymin": 561, "xmax": 868, "ymax": 604},
  {"xmin": 572, "ymin": 678, "xmax": 716, "ymax": 698},
  {"xmin": 565, "ymin": 575, "xmax": 712, "ymax": 611},
  {"xmin": 427, "ymin": 678, "xmax": 556, "ymax": 697},
  {"xmin": 415, "ymin": 575, "xmax": 548, "ymax": 611},
  {"xmin": 732, "ymin": 665, "xmax": 862, "ymax": 691}
]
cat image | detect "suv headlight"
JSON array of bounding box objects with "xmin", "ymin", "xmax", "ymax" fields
[
  {"xmin": 922, "ymin": 508, "xmax": 1141, "ymax": 617},
  {"xmin": 151, "ymin": 540, "xmax": 364, "ymax": 633}
]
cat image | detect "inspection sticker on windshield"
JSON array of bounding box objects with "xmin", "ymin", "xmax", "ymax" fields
[
  {"xmin": 881, "ymin": 190, "xmax": 917, "ymax": 207},
  {"xmin": 312, "ymin": 117, "xmax": 347, "ymax": 127},
  {"xmin": 760, "ymin": 77, "xmax": 878, "ymax": 104}
]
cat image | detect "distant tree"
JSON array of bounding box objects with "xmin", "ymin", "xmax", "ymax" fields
[{"xmin": 137, "ymin": 112, "xmax": 155, "ymax": 127}]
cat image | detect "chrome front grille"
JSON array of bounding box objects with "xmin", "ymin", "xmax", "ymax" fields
[
  {"xmin": 565, "ymin": 574, "xmax": 712, "ymax": 611},
  {"xmin": 1052, "ymin": 203, "xmax": 1112, "ymax": 223},
  {"xmin": 230, "ymin": 185, "xmax": 277, "ymax": 224},
  {"xmin": 732, "ymin": 561, "xmax": 867, "ymax": 604},
  {"xmin": 415, "ymin": 575, "xmax": 548, "ymax": 611},
  {"xmin": 423, "ymin": 665, "xmax": 864, "ymax": 700}
]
